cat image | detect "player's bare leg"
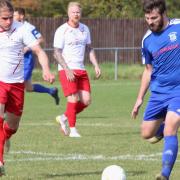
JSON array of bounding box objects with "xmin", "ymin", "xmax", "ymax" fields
[
  {"xmin": 0, "ymin": 104, "xmax": 5, "ymax": 175},
  {"xmin": 141, "ymin": 118, "xmax": 164, "ymax": 143}
]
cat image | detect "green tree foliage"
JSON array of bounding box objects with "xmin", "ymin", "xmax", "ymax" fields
[
  {"xmin": 80, "ymin": 0, "xmax": 143, "ymax": 18},
  {"xmin": 12, "ymin": 0, "xmax": 180, "ymax": 18},
  {"xmin": 166, "ymin": 1, "xmax": 180, "ymax": 18},
  {"xmin": 33, "ymin": 0, "xmax": 69, "ymax": 17},
  {"xmin": 35, "ymin": 0, "xmax": 144, "ymax": 18}
]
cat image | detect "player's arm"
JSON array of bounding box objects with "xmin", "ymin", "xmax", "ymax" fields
[
  {"xmin": 131, "ymin": 64, "xmax": 152, "ymax": 119},
  {"xmin": 37, "ymin": 36, "xmax": 44, "ymax": 45},
  {"xmin": 24, "ymin": 36, "xmax": 44, "ymax": 54},
  {"xmin": 53, "ymin": 48, "xmax": 75, "ymax": 81},
  {"xmin": 31, "ymin": 44, "xmax": 55, "ymax": 83},
  {"xmin": 86, "ymin": 44, "xmax": 101, "ymax": 79}
]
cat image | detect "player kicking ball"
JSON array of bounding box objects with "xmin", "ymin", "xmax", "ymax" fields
[{"xmin": 132, "ymin": 0, "xmax": 180, "ymax": 179}]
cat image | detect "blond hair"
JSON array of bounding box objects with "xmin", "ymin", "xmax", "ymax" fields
[{"xmin": 67, "ymin": 2, "xmax": 82, "ymax": 12}]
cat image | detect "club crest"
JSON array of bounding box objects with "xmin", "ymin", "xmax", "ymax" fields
[{"xmin": 168, "ymin": 32, "xmax": 177, "ymax": 42}]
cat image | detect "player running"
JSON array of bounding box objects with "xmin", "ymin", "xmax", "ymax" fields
[
  {"xmin": 0, "ymin": 0, "xmax": 54, "ymax": 175},
  {"xmin": 13, "ymin": 7, "xmax": 60, "ymax": 105}
]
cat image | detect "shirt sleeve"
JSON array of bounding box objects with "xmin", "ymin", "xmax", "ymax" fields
[
  {"xmin": 53, "ymin": 27, "xmax": 65, "ymax": 49},
  {"xmin": 86, "ymin": 26, "xmax": 91, "ymax": 45},
  {"xmin": 22, "ymin": 25, "xmax": 39, "ymax": 48},
  {"xmin": 142, "ymin": 41, "xmax": 152, "ymax": 65}
]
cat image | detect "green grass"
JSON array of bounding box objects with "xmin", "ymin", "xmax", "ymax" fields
[
  {"xmin": 32, "ymin": 63, "xmax": 144, "ymax": 81},
  {"xmin": 2, "ymin": 78, "xmax": 180, "ymax": 179}
]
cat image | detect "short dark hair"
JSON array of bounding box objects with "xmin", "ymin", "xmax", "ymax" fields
[
  {"xmin": 14, "ymin": 7, "xmax": 25, "ymax": 16},
  {"xmin": 0, "ymin": 0, "xmax": 14, "ymax": 13},
  {"xmin": 142, "ymin": 0, "xmax": 166, "ymax": 14}
]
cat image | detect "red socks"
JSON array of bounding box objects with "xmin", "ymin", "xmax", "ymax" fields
[
  {"xmin": 65, "ymin": 101, "xmax": 88, "ymax": 127},
  {"xmin": 0, "ymin": 117, "xmax": 5, "ymax": 164},
  {"xmin": 76, "ymin": 101, "xmax": 87, "ymax": 114},
  {"xmin": 3, "ymin": 122, "xmax": 16, "ymax": 140},
  {"xmin": 0, "ymin": 117, "xmax": 17, "ymax": 164},
  {"xmin": 65, "ymin": 102, "xmax": 77, "ymax": 127}
]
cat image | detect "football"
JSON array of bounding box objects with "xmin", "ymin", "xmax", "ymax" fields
[{"xmin": 101, "ymin": 165, "xmax": 126, "ymax": 180}]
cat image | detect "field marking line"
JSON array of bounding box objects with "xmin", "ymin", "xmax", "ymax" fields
[
  {"xmin": 6, "ymin": 151, "xmax": 180, "ymax": 163},
  {"xmin": 19, "ymin": 122, "xmax": 139, "ymax": 128}
]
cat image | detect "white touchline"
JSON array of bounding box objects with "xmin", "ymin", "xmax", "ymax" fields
[
  {"xmin": 5, "ymin": 151, "xmax": 180, "ymax": 163},
  {"xmin": 19, "ymin": 122, "xmax": 139, "ymax": 128}
]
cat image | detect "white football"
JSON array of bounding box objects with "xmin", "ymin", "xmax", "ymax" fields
[{"xmin": 101, "ymin": 165, "xmax": 126, "ymax": 180}]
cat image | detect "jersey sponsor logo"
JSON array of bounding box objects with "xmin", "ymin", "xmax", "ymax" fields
[
  {"xmin": 152, "ymin": 44, "xmax": 179, "ymax": 58},
  {"xmin": 168, "ymin": 32, "xmax": 177, "ymax": 42},
  {"xmin": 68, "ymin": 39, "xmax": 86, "ymax": 46}
]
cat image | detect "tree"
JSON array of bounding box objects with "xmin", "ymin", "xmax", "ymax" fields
[
  {"xmin": 12, "ymin": 0, "xmax": 40, "ymax": 10},
  {"xmin": 32, "ymin": 0, "xmax": 69, "ymax": 17},
  {"xmin": 80, "ymin": 0, "xmax": 143, "ymax": 18},
  {"xmin": 11, "ymin": 0, "xmax": 180, "ymax": 18},
  {"xmin": 166, "ymin": 1, "xmax": 180, "ymax": 18},
  {"xmin": 11, "ymin": 0, "xmax": 143, "ymax": 18}
]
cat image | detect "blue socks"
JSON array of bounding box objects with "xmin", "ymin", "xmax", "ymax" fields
[
  {"xmin": 33, "ymin": 84, "xmax": 55, "ymax": 95},
  {"xmin": 155, "ymin": 124, "xmax": 178, "ymax": 179},
  {"xmin": 162, "ymin": 135, "xmax": 178, "ymax": 179}
]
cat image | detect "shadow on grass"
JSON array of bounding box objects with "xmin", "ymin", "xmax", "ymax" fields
[
  {"xmin": 43, "ymin": 170, "xmax": 101, "ymax": 178},
  {"xmin": 43, "ymin": 170, "xmax": 146, "ymax": 179},
  {"xmin": 127, "ymin": 170, "xmax": 146, "ymax": 176}
]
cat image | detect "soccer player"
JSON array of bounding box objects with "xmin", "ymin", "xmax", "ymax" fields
[
  {"xmin": 0, "ymin": 0, "xmax": 54, "ymax": 175},
  {"xmin": 53, "ymin": 2, "xmax": 101, "ymax": 137},
  {"xmin": 13, "ymin": 7, "xmax": 60, "ymax": 105},
  {"xmin": 131, "ymin": 0, "xmax": 180, "ymax": 179}
]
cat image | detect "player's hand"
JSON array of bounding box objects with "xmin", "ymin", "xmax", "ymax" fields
[
  {"xmin": 94, "ymin": 66, "xmax": 101, "ymax": 79},
  {"xmin": 131, "ymin": 99, "xmax": 143, "ymax": 119},
  {"xmin": 65, "ymin": 68, "xmax": 76, "ymax": 82},
  {"xmin": 23, "ymin": 46, "xmax": 30, "ymax": 54},
  {"xmin": 42, "ymin": 71, "xmax": 55, "ymax": 84}
]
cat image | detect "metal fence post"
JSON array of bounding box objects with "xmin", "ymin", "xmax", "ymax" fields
[
  {"xmin": 115, "ymin": 49, "xmax": 118, "ymax": 80},
  {"xmin": 44, "ymin": 47, "xmax": 141, "ymax": 80}
]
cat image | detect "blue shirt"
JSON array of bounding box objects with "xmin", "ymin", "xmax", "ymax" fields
[
  {"xmin": 142, "ymin": 19, "xmax": 180, "ymax": 94},
  {"xmin": 23, "ymin": 21, "xmax": 41, "ymax": 80}
]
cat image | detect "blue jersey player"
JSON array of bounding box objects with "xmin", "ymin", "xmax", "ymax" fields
[
  {"xmin": 13, "ymin": 8, "xmax": 60, "ymax": 105},
  {"xmin": 131, "ymin": 0, "xmax": 180, "ymax": 179}
]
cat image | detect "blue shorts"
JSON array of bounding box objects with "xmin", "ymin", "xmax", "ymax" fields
[
  {"xmin": 144, "ymin": 93, "xmax": 180, "ymax": 121},
  {"xmin": 24, "ymin": 51, "xmax": 35, "ymax": 81}
]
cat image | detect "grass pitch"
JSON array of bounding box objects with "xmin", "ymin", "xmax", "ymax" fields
[{"xmin": 3, "ymin": 80, "xmax": 180, "ymax": 180}]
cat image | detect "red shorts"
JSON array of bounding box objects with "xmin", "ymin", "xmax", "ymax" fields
[
  {"xmin": 59, "ymin": 70, "xmax": 91, "ymax": 97},
  {"xmin": 0, "ymin": 81, "xmax": 25, "ymax": 116}
]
